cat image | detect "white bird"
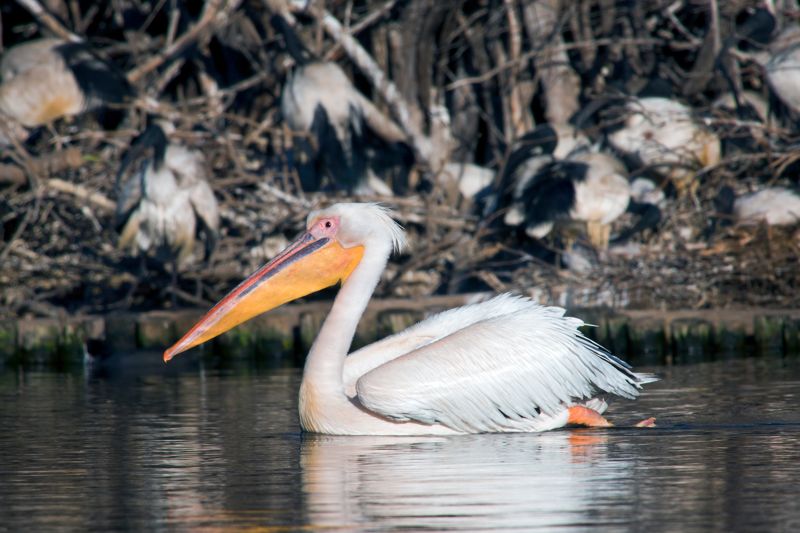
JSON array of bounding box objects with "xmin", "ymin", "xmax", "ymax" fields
[
  {"xmin": 116, "ymin": 122, "xmax": 220, "ymax": 272},
  {"xmin": 164, "ymin": 203, "xmax": 656, "ymax": 435},
  {"xmin": 716, "ymin": 185, "xmax": 800, "ymax": 227},
  {"xmin": 272, "ymin": 15, "xmax": 413, "ymax": 194},
  {"xmin": 607, "ymin": 96, "xmax": 721, "ymax": 196},
  {"xmin": 0, "ymin": 37, "xmax": 132, "ymax": 143},
  {"xmin": 722, "ymin": 7, "xmax": 800, "ymax": 124}
]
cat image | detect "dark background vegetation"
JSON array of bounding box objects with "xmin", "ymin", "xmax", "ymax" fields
[{"xmin": 1, "ymin": 0, "xmax": 799, "ymax": 320}]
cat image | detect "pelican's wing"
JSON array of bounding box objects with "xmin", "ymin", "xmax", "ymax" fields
[
  {"xmin": 343, "ymin": 294, "xmax": 535, "ymax": 396},
  {"xmin": 355, "ymin": 294, "xmax": 656, "ymax": 433}
]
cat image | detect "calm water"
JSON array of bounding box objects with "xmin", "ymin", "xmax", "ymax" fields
[{"xmin": 1, "ymin": 354, "xmax": 799, "ymax": 532}]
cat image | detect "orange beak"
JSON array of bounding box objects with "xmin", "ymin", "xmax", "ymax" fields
[{"xmin": 163, "ymin": 232, "xmax": 364, "ymax": 362}]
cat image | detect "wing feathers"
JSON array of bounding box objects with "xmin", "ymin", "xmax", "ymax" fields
[{"xmin": 355, "ymin": 295, "xmax": 653, "ymax": 433}]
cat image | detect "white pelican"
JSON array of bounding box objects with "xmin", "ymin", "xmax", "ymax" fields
[
  {"xmin": 0, "ymin": 38, "xmax": 132, "ymax": 143},
  {"xmin": 164, "ymin": 203, "xmax": 656, "ymax": 435},
  {"xmin": 493, "ymin": 128, "xmax": 644, "ymax": 252},
  {"xmin": 607, "ymin": 96, "xmax": 721, "ymax": 196},
  {"xmin": 116, "ymin": 122, "xmax": 220, "ymax": 273},
  {"xmin": 716, "ymin": 185, "xmax": 800, "ymax": 227},
  {"xmin": 271, "ymin": 15, "xmax": 413, "ymax": 194}
]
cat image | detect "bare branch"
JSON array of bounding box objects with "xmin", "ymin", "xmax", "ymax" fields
[
  {"xmin": 126, "ymin": 0, "xmax": 242, "ymax": 84},
  {"xmin": 14, "ymin": 0, "xmax": 82, "ymax": 42}
]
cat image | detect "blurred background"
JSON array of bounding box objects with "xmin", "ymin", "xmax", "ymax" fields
[{"xmin": 1, "ymin": 0, "xmax": 799, "ymax": 322}]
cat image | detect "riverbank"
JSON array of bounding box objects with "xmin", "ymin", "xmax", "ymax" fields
[{"xmin": 3, "ymin": 294, "xmax": 799, "ymax": 367}]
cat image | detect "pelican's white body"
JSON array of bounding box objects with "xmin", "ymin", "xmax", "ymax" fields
[
  {"xmin": 296, "ymin": 204, "xmax": 654, "ymax": 435},
  {"xmin": 608, "ymin": 97, "xmax": 720, "ymax": 188},
  {"xmin": 0, "ymin": 38, "xmax": 85, "ymax": 127},
  {"xmin": 734, "ymin": 187, "xmax": 800, "ymax": 226},
  {"xmin": 568, "ymin": 152, "xmax": 630, "ymax": 226}
]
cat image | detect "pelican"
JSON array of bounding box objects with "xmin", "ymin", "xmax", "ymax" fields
[
  {"xmin": 164, "ymin": 203, "xmax": 656, "ymax": 435},
  {"xmin": 490, "ymin": 125, "xmax": 646, "ymax": 252},
  {"xmin": 0, "ymin": 37, "xmax": 132, "ymax": 143},
  {"xmin": 272, "ymin": 15, "xmax": 413, "ymax": 194},
  {"xmin": 715, "ymin": 185, "xmax": 800, "ymax": 227},
  {"xmin": 606, "ymin": 96, "xmax": 721, "ymax": 196}
]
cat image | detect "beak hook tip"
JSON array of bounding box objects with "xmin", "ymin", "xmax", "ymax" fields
[{"xmin": 163, "ymin": 347, "xmax": 177, "ymax": 363}]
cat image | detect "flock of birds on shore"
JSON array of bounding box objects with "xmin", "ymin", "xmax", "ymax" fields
[{"xmin": 2, "ymin": 8, "xmax": 800, "ymax": 288}]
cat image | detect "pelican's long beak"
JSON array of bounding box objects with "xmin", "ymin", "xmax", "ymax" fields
[{"xmin": 163, "ymin": 232, "xmax": 364, "ymax": 362}]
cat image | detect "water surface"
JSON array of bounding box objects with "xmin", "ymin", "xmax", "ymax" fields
[{"xmin": 1, "ymin": 355, "xmax": 799, "ymax": 531}]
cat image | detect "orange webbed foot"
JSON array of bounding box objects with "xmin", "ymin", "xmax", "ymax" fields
[{"xmin": 567, "ymin": 405, "xmax": 613, "ymax": 428}]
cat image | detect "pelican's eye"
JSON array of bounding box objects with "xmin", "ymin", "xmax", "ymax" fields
[{"xmin": 309, "ymin": 216, "xmax": 339, "ymax": 238}]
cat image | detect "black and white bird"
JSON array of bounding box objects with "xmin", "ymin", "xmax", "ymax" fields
[
  {"xmin": 485, "ymin": 123, "xmax": 589, "ymax": 218},
  {"xmin": 490, "ymin": 123, "xmax": 634, "ymax": 250},
  {"xmin": 271, "ymin": 15, "xmax": 413, "ymax": 194},
  {"xmin": 512, "ymin": 151, "xmax": 632, "ymax": 250},
  {"xmin": 606, "ymin": 96, "xmax": 721, "ymax": 196},
  {"xmin": 0, "ymin": 37, "xmax": 132, "ymax": 144},
  {"xmin": 116, "ymin": 122, "xmax": 220, "ymax": 278}
]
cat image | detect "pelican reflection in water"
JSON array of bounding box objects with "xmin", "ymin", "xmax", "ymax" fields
[
  {"xmin": 165, "ymin": 203, "xmax": 656, "ymax": 434},
  {"xmin": 300, "ymin": 432, "xmax": 615, "ymax": 529}
]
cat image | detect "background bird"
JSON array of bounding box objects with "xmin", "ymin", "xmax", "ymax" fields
[
  {"xmin": 484, "ymin": 123, "xmax": 588, "ymax": 222},
  {"xmin": 511, "ymin": 151, "xmax": 632, "ymax": 251},
  {"xmin": 0, "ymin": 37, "xmax": 132, "ymax": 143},
  {"xmin": 715, "ymin": 185, "xmax": 800, "ymax": 227},
  {"xmin": 271, "ymin": 15, "xmax": 414, "ymax": 195},
  {"xmin": 764, "ymin": 27, "xmax": 800, "ymax": 118},
  {"xmin": 116, "ymin": 121, "xmax": 220, "ymax": 294},
  {"xmin": 606, "ymin": 96, "xmax": 721, "ymax": 197},
  {"xmin": 488, "ymin": 124, "xmax": 659, "ymax": 254}
]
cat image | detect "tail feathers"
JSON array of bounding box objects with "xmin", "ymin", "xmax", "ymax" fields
[{"xmin": 635, "ymin": 372, "xmax": 660, "ymax": 385}]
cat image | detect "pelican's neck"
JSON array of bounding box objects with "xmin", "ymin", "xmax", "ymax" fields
[{"xmin": 302, "ymin": 241, "xmax": 389, "ymax": 396}]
